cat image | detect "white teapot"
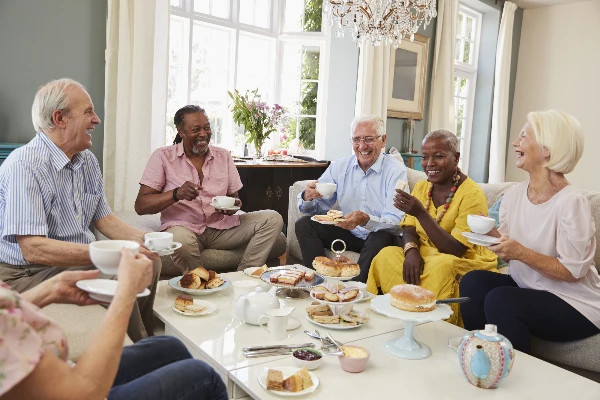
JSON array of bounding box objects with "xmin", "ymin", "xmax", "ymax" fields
[{"xmin": 235, "ymin": 286, "xmax": 280, "ymax": 325}]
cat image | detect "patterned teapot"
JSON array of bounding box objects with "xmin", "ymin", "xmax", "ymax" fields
[{"xmin": 458, "ymin": 324, "xmax": 515, "ymax": 389}]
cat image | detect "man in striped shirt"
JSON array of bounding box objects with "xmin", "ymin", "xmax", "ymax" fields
[{"xmin": 0, "ymin": 78, "xmax": 161, "ymax": 342}]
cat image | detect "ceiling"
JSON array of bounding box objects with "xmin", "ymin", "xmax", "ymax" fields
[{"xmin": 511, "ymin": 0, "xmax": 592, "ymax": 9}]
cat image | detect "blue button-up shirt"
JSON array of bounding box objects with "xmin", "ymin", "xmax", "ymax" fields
[
  {"xmin": 297, "ymin": 153, "xmax": 407, "ymax": 240},
  {"xmin": 0, "ymin": 133, "xmax": 112, "ymax": 265}
]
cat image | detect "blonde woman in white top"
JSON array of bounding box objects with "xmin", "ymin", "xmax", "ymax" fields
[{"xmin": 460, "ymin": 110, "xmax": 600, "ymax": 353}]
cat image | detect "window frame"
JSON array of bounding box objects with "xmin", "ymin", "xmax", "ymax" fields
[{"xmin": 168, "ymin": 0, "xmax": 329, "ymax": 157}]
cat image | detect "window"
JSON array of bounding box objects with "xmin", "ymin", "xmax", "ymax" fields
[
  {"xmin": 167, "ymin": 0, "xmax": 328, "ymax": 156},
  {"xmin": 453, "ymin": 5, "xmax": 482, "ymax": 171}
]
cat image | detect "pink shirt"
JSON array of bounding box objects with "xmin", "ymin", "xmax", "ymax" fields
[
  {"xmin": 140, "ymin": 144, "xmax": 243, "ymax": 235},
  {"xmin": 0, "ymin": 281, "xmax": 68, "ymax": 395}
]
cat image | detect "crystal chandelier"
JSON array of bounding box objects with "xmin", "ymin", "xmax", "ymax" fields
[{"xmin": 324, "ymin": 0, "xmax": 437, "ymax": 48}]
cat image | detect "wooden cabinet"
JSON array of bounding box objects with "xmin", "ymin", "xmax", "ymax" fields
[{"xmin": 235, "ymin": 161, "xmax": 329, "ymax": 227}]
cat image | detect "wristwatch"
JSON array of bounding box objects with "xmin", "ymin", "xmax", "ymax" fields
[{"xmin": 403, "ymin": 242, "xmax": 418, "ymax": 254}]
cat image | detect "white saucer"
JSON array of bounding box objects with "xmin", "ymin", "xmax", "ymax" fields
[
  {"xmin": 211, "ymin": 202, "xmax": 240, "ymax": 211},
  {"xmin": 150, "ymin": 242, "xmax": 182, "ymax": 256},
  {"xmin": 310, "ymin": 215, "xmax": 337, "ymax": 225},
  {"xmin": 171, "ymin": 299, "xmax": 217, "ymax": 316},
  {"xmin": 258, "ymin": 366, "xmax": 319, "ymax": 396},
  {"xmin": 461, "ymin": 232, "xmax": 501, "ymax": 247},
  {"xmin": 76, "ymin": 279, "xmax": 150, "ymax": 303},
  {"xmin": 287, "ymin": 316, "xmax": 301, "ymax": 331}
]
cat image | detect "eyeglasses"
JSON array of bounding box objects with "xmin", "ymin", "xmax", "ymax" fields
[{"xmin": 351, "ymin": 136, "xmax": 381, "ymax": 145}]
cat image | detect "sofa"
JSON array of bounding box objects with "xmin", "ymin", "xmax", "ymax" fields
[{"xmin": 287, "ymin": 167, "xmax": 600, "ymax": 382}]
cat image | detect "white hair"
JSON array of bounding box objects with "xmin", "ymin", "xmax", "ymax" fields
[
  {"xmin": 527, "ymin": 110, "xmax": 584, "ymax": 174},
  {"xmin": 31, "ymin": 78, "xmax": 87, "ymax": 133},
  {"xmin": 350, "ymin": 114, "xmax": 385, "ymax": 137},
  {"xmin": 423, "ymin": 130, "xmax": 460, "ymax": 153}
]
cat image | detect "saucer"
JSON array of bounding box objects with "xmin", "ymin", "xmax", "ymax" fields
[
  {"xmin": 76, "ymin": 279, "xmax": 150, "ymax": 303},
  {"xmin": 287, "ymin": 317, "xmax": 301, "ymax": 331},
  {"xmin": 310, "ymin": 216, "xmax": 337, "ymax": 225},
  {"xmin": 150, "ymin": 242, "xmax": 182, "ymax": 256},
  {"xmin": 211, "ymin": 202, "xmax": 240, "ymax": 211},
  {"xmin": 172, "ymin": 299, "xmax": 218, "ymax": 316},
  {"xmin": 461, "ymin": 232, "xmax": 501, "ymax": 247}
]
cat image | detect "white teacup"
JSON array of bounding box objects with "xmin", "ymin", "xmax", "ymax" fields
[
  {"xmin": 144, "ymin": 232, "xmax": 173, "ymax": 251},
  {"xmin": 258, "ymin": 308, "xmax": 291, "ymax": 341},
  {"xmin": 89, "ymin": 240, "xmax": 140, "ymax": 275},
  {"xmin": 344, "ymin": 281, "xmax": 368, "ymax": 295},
  {"xmin": 316, "ymin": 182, "xmax": 337, "ymax": 197},
  {"xmin": 212, "ymin": 196, "xmax": 235, "ymax": 208},
  {"xmin": 467, "ymin": 214, "xmax": 496, "ymax": 234}
]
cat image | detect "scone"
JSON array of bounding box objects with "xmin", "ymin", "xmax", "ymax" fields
[
  {"xmin": 206, "ymin": 277, "xmax": 225, "ymax": 289},
  {"xmin": 179, "ymin": 272, "xmax": 202, "ymax": 289},
  {"xmin": 313, "ymin": 256, "xmax": 341, "ymax": 277},
  {"xmin": 174, "ymin": 294, "xmax": 193, "ymax": 312},
  {"xmin": 190, "ymin": 266, "xmax": 210, "ymax": 281},
  {"xmin": 341, "ymin": 263, "xmax": 360, "ymax": 277}
]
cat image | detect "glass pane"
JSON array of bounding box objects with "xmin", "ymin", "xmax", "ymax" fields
[
  {"xmin": 456, "ymin": 118, "xmax": 464, "ymax": 138},
  {"xmin": 167, "ymin": 15, "xmax": 190, "ymax": 145},
  {"xmin": 170, "ymin": 0, "xmax": 182, "ymax": 7},
  {"xmin": 301, "ymin": 47, "xmax": 320, "ymax": 80},
  {"xmin": 459, "ymin": 77, "xmax": 469, "ymax": 97},
  {"xmin": 457, "ymin": 12, "xmax": 464, "ymax": 35},
  {"xmin": 299, "ymin": 117, "xmax": 316, "ymax": 150},
  {"xmin": 455, "ymin": 38, "xmax": 461, "ymax": 61},
  {"xmin": 194, "ymin": 0, "xmax": 230, "ymax": 19},
  {"xmin": 236, "ymin": 33, "xmax": 274, "ymax": 100},
  {"xmin": 463, "ymin": 41, "xmax": 471, "ymax": 64},
  {"xmin": 239, "ymin": 0, "xmax": 271, "ymax": 29},
  {"xmin": 457, "ymin": 98, "xmax": 465, "ymax": 119},
  {"xmin": 454, "ymin": 77, "xmax": 459, "ymax": 95},
  {"xmin": 284, "ymin": 0, "xmax": 322, "ymax": 32},
  {"xmin": 300, "ymin": 82, "xmax": 318, "ymax": 115},
  {"xmin": 281, "ymin": 117, "xmax": 298, "ymax": 149},
  {"xmin": 466, "ymin": 17, "xmax": 474, "ymax": 40},
  {"xmin": 304, "ymin": 0, "xmax": 323, "ymax": 32}
]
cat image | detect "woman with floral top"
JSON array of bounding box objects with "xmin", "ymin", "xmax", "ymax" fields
[{"xmin": 0, "ymin": 249, "xmax": 227, "ymax": 400}]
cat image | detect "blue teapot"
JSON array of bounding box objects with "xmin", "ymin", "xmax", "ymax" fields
[{"xmin": 458, "ymin": 324, "xmax": 515, "ymax": 389}]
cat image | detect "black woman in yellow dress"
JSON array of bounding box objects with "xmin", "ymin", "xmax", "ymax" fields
[{"xmin": 366, "ymin": 130, "xmax": 497, "ymax": 326}]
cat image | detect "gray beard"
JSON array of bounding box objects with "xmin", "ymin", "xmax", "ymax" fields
[{"xmin": 192, "ymin": 146, "xmax": 208, "ymax": 155}]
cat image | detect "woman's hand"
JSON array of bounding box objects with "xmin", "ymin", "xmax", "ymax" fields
[
  {"xmin": 394, "ymin": 189, "xmax": 427, "ymax": 218},
  {"xmin": 488, "ymin": 236, "xmax": 527, "ymax": 261},
  {"xmin": 336, "ymin": 210, "xmax": 369, "ymax": 231},
  {"xmin": 115, "ymin": 249, "xmax": 153, "ymax": 298},
  {"xmin": 23, "ymin": 270, "xmax": 101, "ymax": 308},
  {"xmin": 403, "ymin": 249, "xmax": 424, "ymax": 285}
]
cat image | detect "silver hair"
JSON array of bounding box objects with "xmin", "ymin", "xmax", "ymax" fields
[
  {"xmin": 423, "ymin": 129, "xmax": 459, "ymax": 153},
  {"xmin": 350, "ymin": 114, "xmax": 385, "ymax": 137},
  {"xmin": 31, "ymin": 78, "xmax": 87, "ymax": 133}
]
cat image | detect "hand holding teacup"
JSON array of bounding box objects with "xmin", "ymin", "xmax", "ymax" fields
[{"xmin": 212, "ymin": 196, "xmax": 241, "ymax": 215}]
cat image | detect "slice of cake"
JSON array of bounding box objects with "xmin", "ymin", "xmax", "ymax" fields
[
  {"xmin": 252, "ymin": 264, "xmax": 268, "ymax": 277},
  {"xmin": 283, "ymin": 372, "xmax": 304, "ymax": 392},
  {"xmin": 266, "ymin": 369, "xmax": 284, "ymax": 391},
  {"xmin": 297, "ymin": 368, "xmax": 313, "ymax": 390}
]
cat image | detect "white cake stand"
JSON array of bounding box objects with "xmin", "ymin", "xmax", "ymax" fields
[{"xmin": 371, "ymin": 294, "xmax": 453, "ymax": 360}]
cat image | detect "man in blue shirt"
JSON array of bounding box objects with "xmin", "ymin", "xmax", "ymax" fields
[{"xmin": 295, "ymin": 115, "xmax": 408, "ymax": 282}]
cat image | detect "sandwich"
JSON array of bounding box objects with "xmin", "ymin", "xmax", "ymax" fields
[{"xmin": 395, "ymin": 178, "xmax": 408, "ymax": 191}]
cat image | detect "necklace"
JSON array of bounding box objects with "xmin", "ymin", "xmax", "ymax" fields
[{"xmin": 424, "ymin": 170, "xmax": 461, "ymax": 224}]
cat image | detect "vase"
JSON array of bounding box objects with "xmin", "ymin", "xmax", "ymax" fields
[{"xmin": 253, "ymin": 141, "xmax": 265, "ymax": 159}]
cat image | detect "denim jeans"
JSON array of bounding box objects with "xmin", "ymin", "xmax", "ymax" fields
[{"xmin": 108, "ymin": 336, "xmax": 228, "ymax": 400}]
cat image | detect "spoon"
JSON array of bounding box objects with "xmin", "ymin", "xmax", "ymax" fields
[{"xmin": 326, "ymin": 333, "xmax": 345, "ymax": 353}]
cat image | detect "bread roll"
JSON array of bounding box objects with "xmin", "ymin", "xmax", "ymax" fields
[{"xmin": 390, "ymin": 284, "xmax": 436, "ymax": 312}]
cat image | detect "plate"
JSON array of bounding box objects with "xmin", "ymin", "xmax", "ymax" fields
[
  {"xmin": 318, "ymin": 274, "xmax": 358, "ymax": 281},
  {"xmin": 260, "ymin": 267, "xmax": 326, "ymax": 289},
  {"xmin": 210, "ymin": 202, "xmax": 241, "ymax": 211},
  {"xmin": 310, "ymin": 216, "xmax": 338, "ymax": 225},
  {"xmin": 356, "ymin": 291, "xmax": 376, "ymax": 302},
  {"xmin": 168, "ymin": 276, "xmax": 232, "ymax": 295},
  {"xmin": 370, "ymin": 294, "xmax": 453, "ymax": 322},
  {"xmin": 76, "ymin": 279, "xmax": 150, "ymax": 303},
  {"xmin": 151, "ymin": 241, "xmax": 182, "ymax": 256},
  {"xmin": 304, "ymin": 311, "xmax": 366, "ymax": 330},
  {"xmin": 309, "ymin": 290, "xmax": 364, "ymax": 305},
  {"xmin": 258, "ymin": 366, "xmax": 319, "ymax": 396},
  {"xmin": 244, "ymin": 266, "xmax": 267, "ymax": 278},
  {"xmin": 461, "ymin": 232, "xmax": 500, "ymax": 246},
  {"xmin": 171, "ymin": 299, "xmax": 218, "ymax": 316}
]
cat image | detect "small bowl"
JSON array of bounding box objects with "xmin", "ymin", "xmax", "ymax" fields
[
  {"xmin": 338, "ymin": 345, "xmax": 370, "ymax": 373},
  {"xmin": 467, "ymin": 214, "xmax": 495, "ymax": 234},
  {"xmin": 292, "ymin": 348, "xmax": 323, "ymax": 370}
]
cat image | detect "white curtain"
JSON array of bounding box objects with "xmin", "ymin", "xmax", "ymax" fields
[
  {"xmin": 488, "ymin": 2, "xmax": 518, "ymax": 183},
  {"xmin": 428, "ymin": 0, "xmax": 458, "ymax": 131},
  {"xmin": 103, "ymin": 0, "xmax": 169, "ymax": 212},
  {"xmin": 354, "ymin": 43, "xmax": 392, "ymax": 122}
]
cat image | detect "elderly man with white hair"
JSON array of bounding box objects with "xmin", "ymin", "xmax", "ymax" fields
[
  {"xmin": 0, "ymin": 78, "xmax": 161, "ymax": 341},
  {"xmin": 295, "ymin": 114, "xmax": 408, "ymax": 283}
]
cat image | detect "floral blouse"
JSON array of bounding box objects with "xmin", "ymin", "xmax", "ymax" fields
[{"xmin": 0, "ymin": 281, "xmax": 68, "ymax": 396}]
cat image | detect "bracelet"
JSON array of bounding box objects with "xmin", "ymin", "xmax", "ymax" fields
[
  {"xmin": 172, "ymin": 187, "xmax": 179, "ymax": 202},
  {"xmin": 403, "ymin": 242, "xmax": 419, "ymax": 254}
]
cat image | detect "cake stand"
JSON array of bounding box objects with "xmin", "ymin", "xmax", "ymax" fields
[
  {"xmin": 371, "ymin": 294, "xmax": 453, "ymax": 360},
  {"xmin": 260, "ymin": 265, "xmax": 326, "ymax": 299}
]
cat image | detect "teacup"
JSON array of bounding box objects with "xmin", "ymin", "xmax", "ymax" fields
[
  {"xmin": 467, "ymin": 214, "xmax": 495, "ymax": 234},
  {"xmin": 258, "ymin": 308, "xmax": 292, "ymax": 341},
  {"xmin": 212, "ymin": 196, "xmax": 235, "ymax": 208},
  {"xmin": 89, "ymin": 240, "xmax": 140, "ymax": 275},
  {"xmin": 315, "ymin": 183, "xmax": 336, "ymax": 197},
  {"xmin": 144, "ymin": 232, "xmax": 173, "ymax": 251}
]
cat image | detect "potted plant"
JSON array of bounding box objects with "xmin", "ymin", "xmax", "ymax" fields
[{"xmin": 228, "ymin": 89, "xmax": 285, "ymax": 158}]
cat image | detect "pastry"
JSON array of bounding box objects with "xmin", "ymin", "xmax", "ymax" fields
[
  {"xmin": 395, "ymin": 178, "xmax": 408, "ymax": 191},
  {"xmin": 390, "ymin": 284, "xmax": 436, "ymax": 312},
  {"xmin": 190, "ymin": 266, "xmax": 210, "ymax": 281},
  {"xmin": 174, "ymin": 294, "xmax": 193, "ymax": 312},
  {"xmin": 313, "ymin": 256, "xmax": 341, "ymax": 277},
  {"xmin": 206, "ymin": 277, "xmax": 224, "ymax": 289},
  {"xmin": 179, "ymin": 272, "xmax": 202, "ymax": 289},
  {"xmin": 341, "ymin": 263, "xmax": 360, "ymax": 277},
  {"xmin": 304, "ymin": 270, "xmax": 315, "ymax": 281},
  {"xmin": 252, "ymin": 264, "xmax": 268, "ymax": 277},
  {"xmin": 207, "ymin": 270, "xmax": 217, "ymax": 280},
  {"xmin": 266, "ymin": 369, "xmax": 284, "ymax": 391}
]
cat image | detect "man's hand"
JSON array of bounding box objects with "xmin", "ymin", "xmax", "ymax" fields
[
  {"xmin": 139, "ymin": 245, "xmax": 160, "ymax": 261},
  {"xmin": 216, "ymin": 198, "xmax": 242, "ymax": 216},
  {"xmin": 177, "ymin": 181, "xmax": 201, "ymax": 201},
  {"xmin": 303, "ymin": 181, "xmax": 323, "ymax": 202},
  {"xmin": 403, "ymin": 249, "xmax": 424, "ymax": 285},
  {"xmin": 488, "ymin": 236, "xmax": 526, "ymax": 262},
  {"xmin": 394, "ymin": 189, "xmax": 427, "ymax": 218},
  {"xmin": 336, "ymin": 210, "xmax": 369, "ymax": 231}
]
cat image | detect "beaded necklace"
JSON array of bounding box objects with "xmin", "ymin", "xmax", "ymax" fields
[{"xmin": 424, "ymin": 169, "xmax": 461, "ymax": 224}]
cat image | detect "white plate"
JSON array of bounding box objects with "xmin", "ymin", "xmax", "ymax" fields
[
  {"xmin": 171, "ymin": 299, "xmax": 218, "ymax": 316},
  {"xmin": 310, "ymin": 216, "xmax": 337, "ymax": 225},
  {"xmin": 355, "ymin": 291, "xmax": 376, "ymax": 302},
  {"xmin": 319, "ymin": 274, "xmax": 358, "ymax": 281},
  {"xmin": 370, "ymin": 294, "xmax": 453, "ymax": 322},
  {"xmin": 76, "ymin": 279, "xmax": 150, "ymax": 303},
  {"xmin": 244, "ymin": 266, "xmax": 267, "ymax": 278},
  {"xmin": 461, "ymin": 232, "xmax": 500, "ymax": 246},
  {"xmin": 211, "ymin": 202, "xmax": 241, "ymax": 211},
  {"xmin": 168, "ymin": 276, "xmax": 232, "ymax": 295},
  {"xmin": 151, "ymin": 242, "xmax": 182, "ymax": 256},
  {"xmin": 304, "ymin": 311, "xmax": 366, "ymax": 330},
  {"xmin": 309, "ymin": 290, "xmax": 364, "ymax": 305},
  {"xmin": 258, "ymin": 366, "xmax": 319, "ymax": 396}
]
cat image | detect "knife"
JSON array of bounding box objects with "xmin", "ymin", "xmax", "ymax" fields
[
  {"xmin": 244, "ymin": 350, "xmax": 294, "ymax": 358},
  {"xmin": 242, "ymin": 343, "xmax": 315, "ymax": 353},
  {"xmin": 436, "ymin": 297, "xmax": 470, "ymax": 305}
]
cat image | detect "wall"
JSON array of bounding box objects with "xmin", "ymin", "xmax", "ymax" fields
[
  {"xmin": 0, "ymin": 0, "xmax": 107, "ymax": 168},
  {"xmin": 506, "ymin": 0, "xmax": 600, "ymax": 190}
]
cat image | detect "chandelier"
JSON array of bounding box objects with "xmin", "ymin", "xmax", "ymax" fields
[{"xmin": 324, "ymin": 0, "xmax": 437, "ymax": 48}]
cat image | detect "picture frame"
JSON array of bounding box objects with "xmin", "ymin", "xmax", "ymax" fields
[{"xmin": 387, "ymin": 34, "xmax": 430, "ymax": 120}]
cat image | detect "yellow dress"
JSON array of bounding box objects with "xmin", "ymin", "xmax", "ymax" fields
[{"xmin": 366, "ymin": 177, "xmax": 498, "ymax": 326}]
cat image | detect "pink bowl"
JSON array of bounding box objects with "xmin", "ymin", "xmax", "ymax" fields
[{"xmin": 338, "ymin": 345, "xmax": 370, "ymax": 373}]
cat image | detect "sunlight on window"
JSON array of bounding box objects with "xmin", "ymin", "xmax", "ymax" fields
[{"xmin": 239, "ymin": 0, "xmax": 271, "ymax": 29}]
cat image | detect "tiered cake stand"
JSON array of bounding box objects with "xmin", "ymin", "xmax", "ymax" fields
[{"xmin": 260, "ymin": 266, "xmax": 326, "ymax": 299}]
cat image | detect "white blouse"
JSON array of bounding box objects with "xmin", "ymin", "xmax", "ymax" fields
[{"xmin": 500, "ymin": 182, "xmax": 600, "ymax": 328}]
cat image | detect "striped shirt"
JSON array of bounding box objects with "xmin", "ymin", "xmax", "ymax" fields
[{"xmin": 0, "ymin": 133, "xmax": 112, "ymax": 265}]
